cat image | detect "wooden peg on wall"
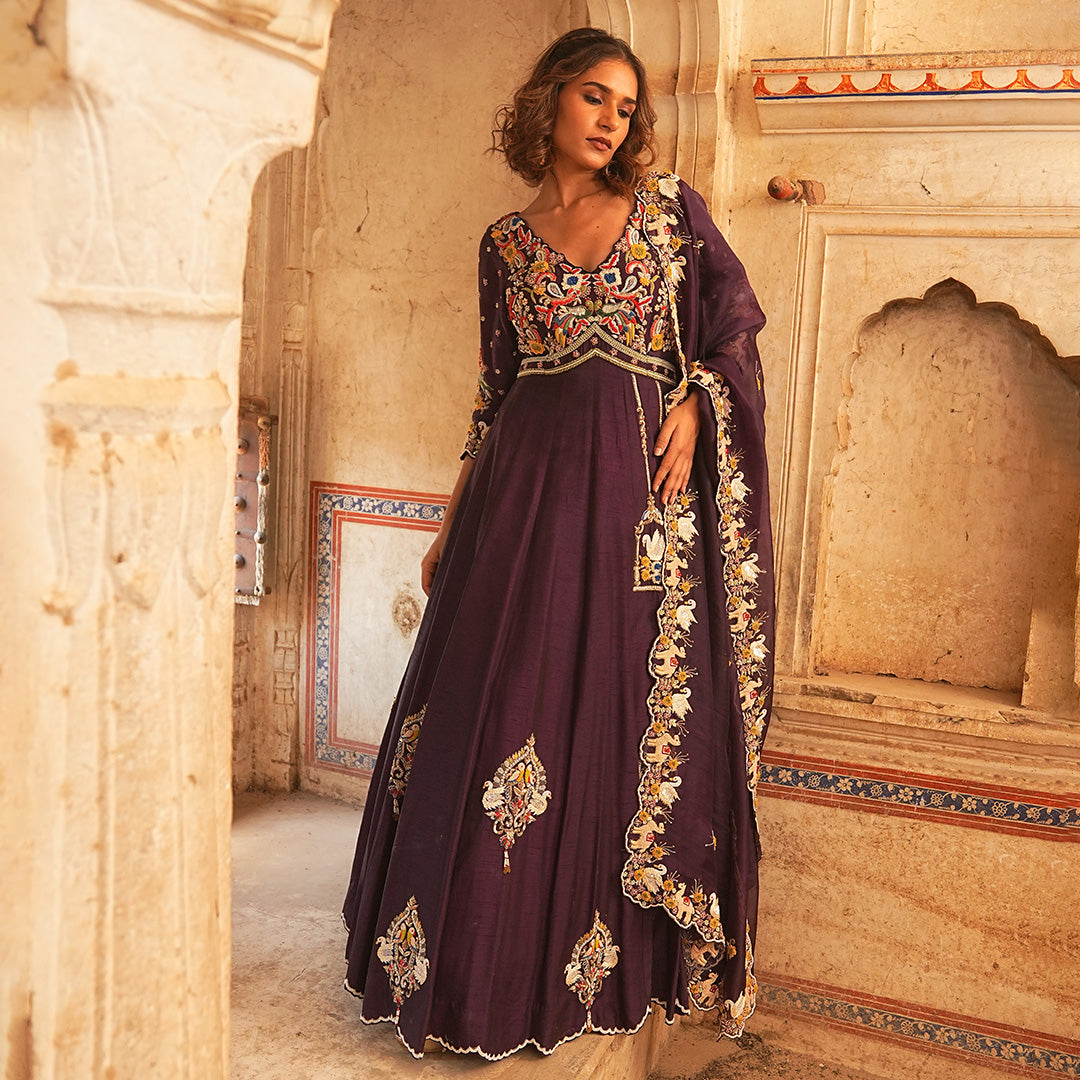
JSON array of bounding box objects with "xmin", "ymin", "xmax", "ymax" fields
[{"xmin": 768, "ymin": 176, "xmax": 826, "ymax": 205}]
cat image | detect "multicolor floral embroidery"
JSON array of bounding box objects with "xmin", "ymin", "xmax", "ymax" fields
[
  {"xmin": 638, "ymin": 175, "xmax": 691, "ymax": 413},
  {"xmin": 375, "ymin": 896, "xmax": 430, "ymax": 1009},
  {"xmin": 622, "ymin": 489, "xmax": 727, "ymax": 937},
  {"xmin": 692, "ymin": 372, "xmax": 770, "ymax": 806},
  {"xmin": 489, "ymin": 198, "xmax": 680, "ymax": 371},
  {"xmin": 481, "ymin": 733, "xmax": 552, "ymax": 873},
  {"xmin": 564, "ymin": 910, "xmax": 620, "ymax": 1028},
  {"xmin": 388, "ymin": 706, "xmax": 425, "ymax": 819},
  {"xmin": 462, "ymin": 371, "xmax": 495, "ymax": 459}
]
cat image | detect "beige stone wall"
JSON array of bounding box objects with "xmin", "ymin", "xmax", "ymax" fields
[
  {"xmin": 308, "ymin": 4, "xmax": 562, "ymax": 493},
  {"xmin": 864, "ymin": 0, "xmax": 1065, "ymax": 53}
]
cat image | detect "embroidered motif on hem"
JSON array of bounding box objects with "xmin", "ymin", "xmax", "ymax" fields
[
  {"xmin": 564, "ymin": 910, "xmax": 620, "ymax": 1029},
  {"xmin": 481, "ymin": 733, "xmax": 552, "ymax": 873},
  {"xmin": 346, "ymin": 980, "xmax": 679, "ymax": 1062},
  {"xmin": 681, "ymin": 922, "xmax": 758, "ymax": 1038},
  {"xmin": 375, "ymin": 896, "xmax": 429, "ymax": 1010},
  {"xmin": 684, "ymin": 932, "xmax": 723, "ymax": 1010},
  {"xmin": 718, "ymin": 924, "xmax": 758, "ymax": 1038},
  {"xmin": 388, "ymin": 706, "xmax": 425, "ymax": 819}
]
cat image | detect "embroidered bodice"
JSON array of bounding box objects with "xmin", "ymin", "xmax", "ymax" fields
[
  {"xmin": 463, "ymin": 173, "xmax": 692, "ymax": 459},
  {"xmin": 490, "ymin": 196, "xmax": 682, "ymax": 385}
]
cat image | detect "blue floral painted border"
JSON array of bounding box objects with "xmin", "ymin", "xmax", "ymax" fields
[
  {"xmin": 760, "ymin": 982, "xmax": 1080, "ymax": 1074},
  {"xmin": 309, "ymin": 486, "xmax": 445, "ymax": 773},
  {"xmin": 759, "ymin": 763, "xmax": 1080, "ymax": 838}
]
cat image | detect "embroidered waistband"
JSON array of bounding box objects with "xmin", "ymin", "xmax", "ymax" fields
[{"xmin": 516, "ymin": 326, "xmax": 680, "ymax": 386}]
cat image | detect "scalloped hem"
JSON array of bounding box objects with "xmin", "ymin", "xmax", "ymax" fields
[{"xmin": 343, "ymin": 976, "xmax": 688, "ymax": 1062}]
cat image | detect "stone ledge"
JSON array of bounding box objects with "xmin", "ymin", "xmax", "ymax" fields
[{"xmin": 768, "ymin": 674, "xmax": 1080, "ymax": 793}]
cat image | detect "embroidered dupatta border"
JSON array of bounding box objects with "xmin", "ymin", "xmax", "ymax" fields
[{"xmin": 618, "ymin": 173, "xmax": 771, "ymax": 1037}]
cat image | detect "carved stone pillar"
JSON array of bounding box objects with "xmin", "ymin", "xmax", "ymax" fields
[{"xmin": 1, "ymin": 1, "xmax": 335, "ymax": 1077}]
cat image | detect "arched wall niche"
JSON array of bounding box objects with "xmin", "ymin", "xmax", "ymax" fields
[{"xmin": 812, "ymin": 279, "xmax": 1080, "ymax": 718}]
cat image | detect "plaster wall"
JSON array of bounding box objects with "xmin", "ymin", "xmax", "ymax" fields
[{"xmin": 748, "ymin": 0, "xmax": 1070, "ymax": 58}]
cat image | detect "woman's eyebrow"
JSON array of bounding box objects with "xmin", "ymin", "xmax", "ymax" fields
[{"xmin": 582, "ymin": 80, "xmax": 637, "ymax": 106}]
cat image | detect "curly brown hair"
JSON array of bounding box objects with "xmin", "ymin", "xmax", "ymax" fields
[{"xmin": 492, "ymin": 28, "xmax": 658, "ymax": 200}]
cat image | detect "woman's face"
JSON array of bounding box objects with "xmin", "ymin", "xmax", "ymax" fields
[{"xmin": 551, "ymin": 59, "xmax": 638, "ymax": 175}]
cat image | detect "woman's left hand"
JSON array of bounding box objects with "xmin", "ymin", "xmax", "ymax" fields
[{"xmin": 652, "ymin": 387, "xmax": 700, "ymax": 505}]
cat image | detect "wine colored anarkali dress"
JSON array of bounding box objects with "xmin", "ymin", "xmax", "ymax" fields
[{"xmin": 341, "ymin": 171, "xmax": 774, "ymax": 1060}]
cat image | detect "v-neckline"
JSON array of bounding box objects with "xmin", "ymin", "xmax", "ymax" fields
[{"xmin": 513, "ymin": 195, "xmax": 641, "ymax": 274}]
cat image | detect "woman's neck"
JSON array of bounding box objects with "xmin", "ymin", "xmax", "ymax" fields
[{"xmin": 532, "ymin": 163, "xmax": 610, "ymax": 213}]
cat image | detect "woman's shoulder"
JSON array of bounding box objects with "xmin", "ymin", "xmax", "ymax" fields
[
  {"xmin": 478, "ymin": 212, "xmax": 523, "ymax": 256},
  {"xmin": 637, "ymin": 169, "xmax": 685, "ymax": 201},
  {"xmin": 481, "ymin": 208, "xmax": 522, "ymax": 238},
  {"xmin": 639, "ymin": 170, "xmax": 712, "ymax": 219},
  {"xmin": 476, "ymin": 211, "xmax": 532, "ymax": 276}
]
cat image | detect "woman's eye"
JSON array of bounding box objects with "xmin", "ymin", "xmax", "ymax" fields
[
  {"xmin": 585, "ymin": 94, "xmax": 602, "ymax": 105},
  {"xmin": 619, "ymin": 109, "xmax": 632, "ymax": 119}
]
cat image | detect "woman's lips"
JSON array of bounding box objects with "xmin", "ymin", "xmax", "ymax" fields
[{"xmin": 587, "ymin": 137, "xmax": 612, "ymax": 152}]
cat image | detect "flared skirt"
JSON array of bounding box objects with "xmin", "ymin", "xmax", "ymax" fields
[{"xmin": 341, "ymin": 354, "xmax": 755, "ymax": 1059}]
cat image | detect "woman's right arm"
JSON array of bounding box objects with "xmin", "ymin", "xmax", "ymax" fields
[
  {"xmin": 421, "ymin": 226, "xmax": 517, "ymax": 595},
  {"xmin": 420, "ymin": 455, "xmax": 475, "ymax": 596}
]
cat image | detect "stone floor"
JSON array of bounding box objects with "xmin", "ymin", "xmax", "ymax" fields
[
  {"xmin": 231, "ymin": 791, "xmax": 887, "ymax": 1080},
  {"xmin": 645, "ymin": 1025, "xmax": 890, "ymax": 1080}
]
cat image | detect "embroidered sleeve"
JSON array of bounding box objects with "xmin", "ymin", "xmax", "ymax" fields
[{"xmin": 461, "ymin": 227, "xmax": 520, "ymax": 459}]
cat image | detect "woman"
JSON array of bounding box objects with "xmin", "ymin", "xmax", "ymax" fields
[{"xmin": 341, "ymin": 27, "xmax": 773, "ymax": 1061}]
